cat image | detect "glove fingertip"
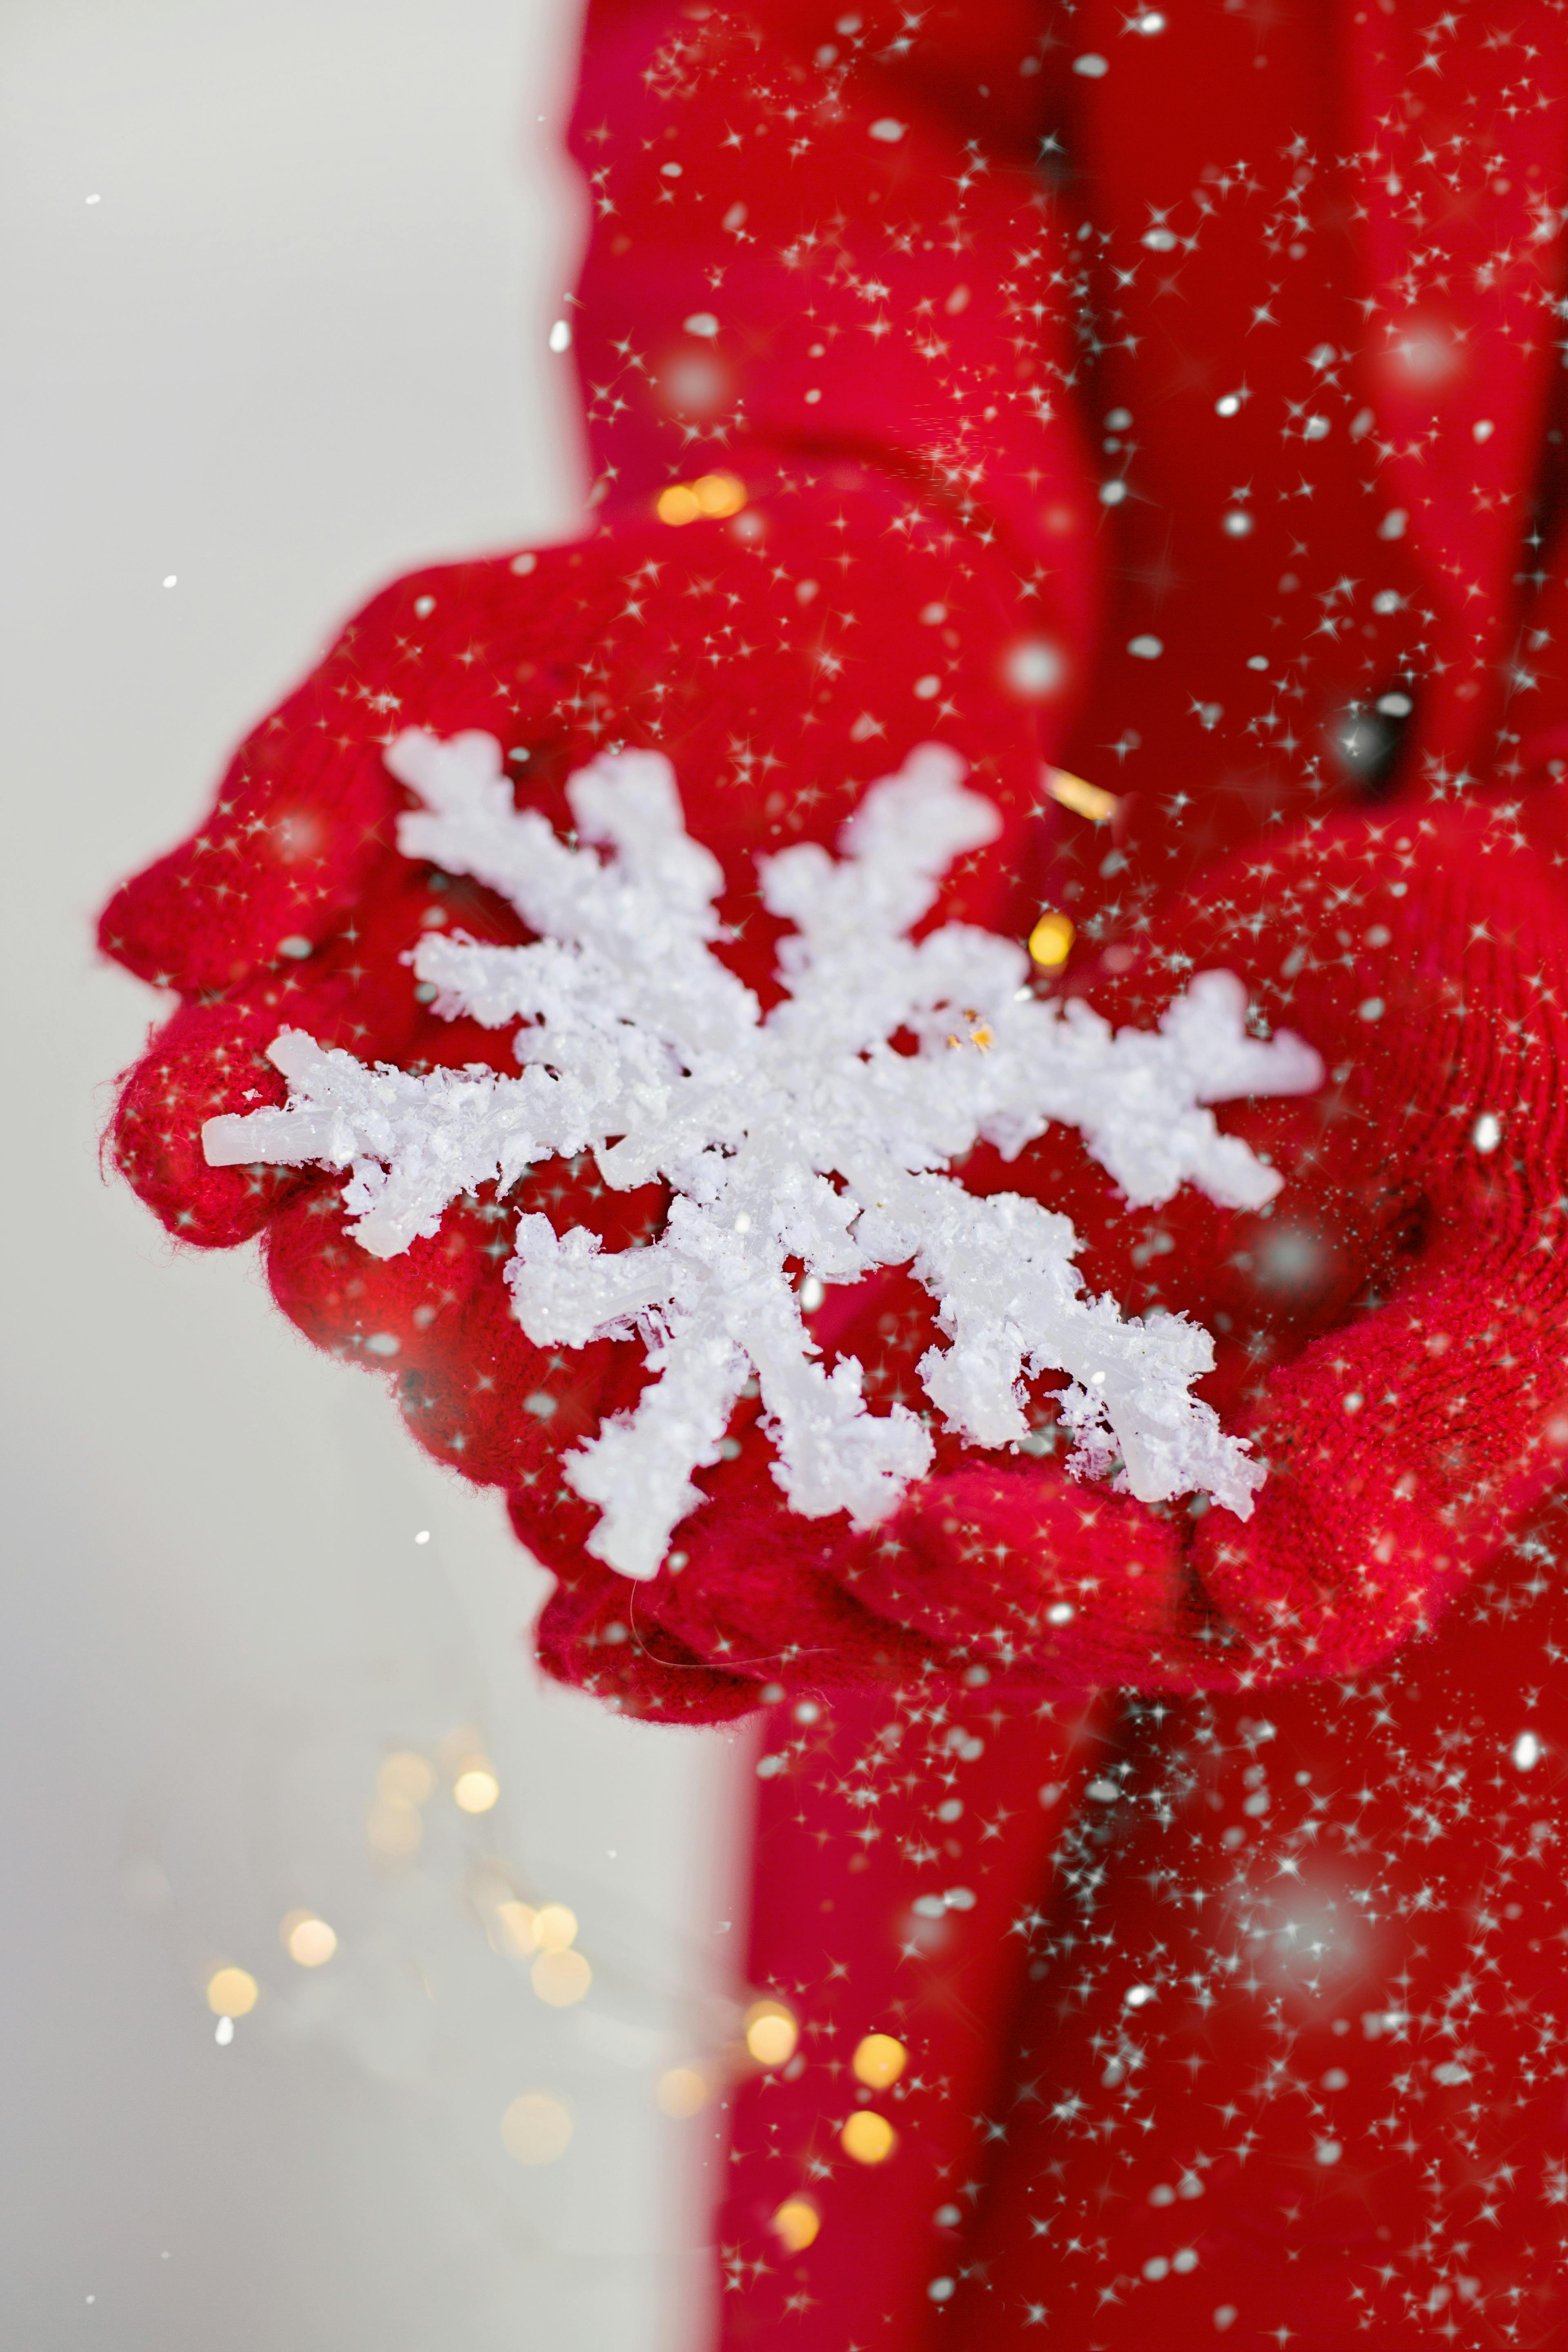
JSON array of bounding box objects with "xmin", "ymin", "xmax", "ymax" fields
[{"xmin": 106, "ymin": 1009, "xmax": 309, "ymax": 1249}]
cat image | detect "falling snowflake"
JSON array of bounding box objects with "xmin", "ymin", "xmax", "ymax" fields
[{"xmin": 205, "ymin": 731, "xmax": 1322, "ymax": 1579}]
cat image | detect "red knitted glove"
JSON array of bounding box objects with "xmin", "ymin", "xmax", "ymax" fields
[
  {"xmin": 531, "ymin": 786, "xmax": 1568, "ymax": 1711},
  {"xmin": 100, "ymin": 473, "xmax": 1074, "ymax": 1719},
  {"xmin": 867, "ymin": 796, "xmax": 1568, "ymax": 1677}
]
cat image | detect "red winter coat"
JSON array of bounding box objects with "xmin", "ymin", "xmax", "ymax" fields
[{"xmin": 100, "ymin": 2, "xmax": 1568, "ymax": 2343}]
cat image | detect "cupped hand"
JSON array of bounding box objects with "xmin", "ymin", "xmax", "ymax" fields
[
  {"xmin": 101, "ymin": 472, "xmax": 1064, "ymax": 1719},
  {"xmin": 539, "ymin": 792, "xmax": 1568, "ymax": 1713}
]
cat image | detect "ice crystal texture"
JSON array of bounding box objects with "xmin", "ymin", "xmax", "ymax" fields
[{"xmin": 205, "ymin": 731, "xmax": 1323, "ymax": 1579}]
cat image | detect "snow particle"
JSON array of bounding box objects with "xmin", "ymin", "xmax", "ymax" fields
[
  {"xmin": 1358, "ymin": 997, "xmax": 1384, "ymax": 1021},
  {"xmin": 1378, "ymin": 508, "xmax": 1408, "ymax": 540},
  {"xmin": 162, "ymin": 574, "xmax": 178, "ymax": 589},
  {"xmin": 1514, "ymin": 1731, "xmax": 1543, "ymax": 1770},
  {"xmin": 1128, "ymin": 634, "xmax": 1164, "ymax": 659},
  {"xmin": 1073, "ymin": 53, "xmax": 1110, "ymax": 76},
  {"xmin": 1214, "ymin": 2306, "xmax": 1238, "ymax": 2332},
  {"xmin": 548, "ymin": 319, "xmax": 572, "ymax": 353},
  {"xmin": 414, "ymin": 1529, "xmax": 431, "ymax": 1545},
  {"xmin": 1222, "ymin": 510, "xmax": 1253, "ymax": 536},
  {"xmin": 1100, "ymin": 478, "xmax": 1129, "ymax": 506},
  {"xmin": 1473, "ymin": 418, "xmax": 1495, "ymax": 443},
  {"xmin": 1315, "ymin": 2140, "xmax": 1343, "ymax": 2166},
  {"xmin": 364, "ymin": 1332, "xmax": 400, "ymax": 1356},
  {"xmin": 1046, "ymin": 1600, "xmax": 1076, "ymax": 1626},
  {"xmin": 914, "ymin": 674, "xmax": 941, "ymax": 699},
  {"xmin": 1215, "ymin": 393, "xmax": 1242, "ymax": 417},
  {"xmin": 1472, "ymin": 1112, "xmax": 1502, "ymax": 1154},
  {"xmin": 928, "ymin": 2278, "xmax": 956, "ymax": 2303},
  {"xmin": 682, "ymin": 312, "xmax": 719, "ymax": 338},
  {"xmin": 1004, "ymin": 636, "xmax": 1067, "ymax": 698},
  {"xmin": 869, "ymin": 117, "xmax": 906, "ymax": 141}
]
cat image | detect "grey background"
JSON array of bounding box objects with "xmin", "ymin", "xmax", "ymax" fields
[{"xmin": 0, "ymin": 4, "xmax": 747, "ymax": 2344}]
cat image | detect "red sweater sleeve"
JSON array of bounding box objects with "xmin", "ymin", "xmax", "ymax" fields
[{"xmin": 565, "ymin": 0, "xmax": 1100, "ymax": 613}]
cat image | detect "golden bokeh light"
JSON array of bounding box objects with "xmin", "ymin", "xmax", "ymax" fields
[
  {"xmin": 531, "ymin": 1949, "xmax": 592, "ymax": 2007},
  {"xmin": 771, "ymin": 2196, "xmax": 821, "ymax": 2253},
  {"xmin": 205, "ymin": 1966, "xmax": 259, "ymax": 2019},
  {"xmin": 841, "ymin": 2109, "xmax": 897, "ymax": 2165},
  {"xmin": 692, "ymin": 471, "xmax": 746, "ymax": 517},
  {"xmin": 280, "ymin": 1911, "xmax": 338, "ymax": 1969},
  {"xmin": 534, "ymin": 1902, "xmax": 578, "ymax": 1954},
  {"xmin": 744, "ymin": 1998, "xmax": 800, "ymax": 2068},
  {"xmin": 656, "ymin": 473, "xmax": 746, "ymax": 526},
  {"xmin": 366, "ymin": 1802, "xmax": 423, "ymax": 1858},
  {"xmin": 435, "ymin": 1725, "xmax": 485, "ymax": 1776},
  {"xmin": 655, "ymin": 2066, "xmax": 709, "ymax": 2119},
  {"xmin": 851, "ymin": 2032, "xmax": 907, "ymax": 2090},
  {"xmin": 453, "ymin": 1766, "xmax": 501, "ymax": 1815},
  {"xmin": 1045, "ymin": 767, "xmax": 1118, "ymax": 822},
  {"xmin": 376, "ymin": 1750, "xmax": 434, "ymax": 1806},
  {"xmin": 496, "ymin": 1900, "xmax": 540, "ymax": 1957},
  {"xmin": 1027, "ymin": 910, "xmax": 1075, "ymax": 970},
  {"xmin": 501, "ymin": 2091, "xmax": 573, "ymax": 2166}
]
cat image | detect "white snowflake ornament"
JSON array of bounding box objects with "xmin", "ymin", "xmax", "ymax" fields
[{"xmin": 205, "ymin": 730, "xmax": 1323, "ymax": 1579}]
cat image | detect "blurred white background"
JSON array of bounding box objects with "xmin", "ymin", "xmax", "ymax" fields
[{"xmin": 0, "ymin": 4, "xmax": 747, "ymax": 2344}]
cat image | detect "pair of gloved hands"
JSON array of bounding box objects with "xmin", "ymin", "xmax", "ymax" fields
[{"xmin": 102, "ymin": 476, "xmax": 1568, "ymax": 1720}]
